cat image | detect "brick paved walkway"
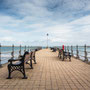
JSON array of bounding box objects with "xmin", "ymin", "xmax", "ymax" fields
[{"xmin": 0, "ymin": 49, "xmax": 90, "ymax": 90}]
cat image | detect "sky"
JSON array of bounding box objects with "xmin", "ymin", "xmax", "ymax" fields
[{"xmin": 0, "ymin": 0, "xmax": 90, "ymax": 46}]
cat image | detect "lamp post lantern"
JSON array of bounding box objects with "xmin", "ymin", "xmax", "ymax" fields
[{"xmin": 47, "ymin": 33, "xmax": 49, "ymax": 48}]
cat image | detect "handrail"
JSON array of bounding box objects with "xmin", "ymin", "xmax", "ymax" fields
[
  {"xmin": 78, "ymin": 50, "xmax": 84, "ymax": 52},
  {"xmin": 0, "ymin": 44, "xmax": 42, "ymax": 67},
  {"xmin": 1, "ymin": 51, "xmax": 12, "ymax": 54},
  {"xmin": 64, "ymin": 45, "xmax": 90, "ymax": 62},
  {"xmin": 79, "ymin": 55, "xmax": 85, "ymax": 57}
]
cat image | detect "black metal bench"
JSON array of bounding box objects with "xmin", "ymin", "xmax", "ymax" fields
[
  {"xmin": 7, "ymin": 51, "xmax": 29, "ymax": 79},
  {"xmin": 51, "ymin": 47, "xmax": 57, "ymax": 52},
  {"xmin": 25, "ymin": 51, "xmax": 36, "ymax": 69},
  {"xmin": 64, "ymin": 51, "xmax": 71, "ymax": 61},
  {"xmin": 24, "ymin": 51, "xmax": 33, "ymax": 69},
  {"xmin": 58, "ymin": 49, "xmax": 71, "ymax": 61}
]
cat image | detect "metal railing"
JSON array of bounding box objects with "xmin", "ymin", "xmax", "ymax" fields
[
  {"xmin": 0, "ymin": 44, "xmax": 32, "ymax": 67},
  {"xmin": 64, "ymin": 45, "xmax": 90, "ymax": 62},
  {"xmin": 0, "ymin": 44, "xmax": 42, "ymax": 67},
  {"xmin": 56, "ymin": 45, "xmax": 90, "ymax": 62}
]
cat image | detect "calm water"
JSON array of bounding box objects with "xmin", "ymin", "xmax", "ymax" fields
[{"xmin": 0, "ymin": 46, "xmax": 40, "ymax": 64}]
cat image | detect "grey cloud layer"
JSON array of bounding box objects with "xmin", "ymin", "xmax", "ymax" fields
[{"xmin": 1, "ymin": 0, "xmax": 90, "ymax": 18}]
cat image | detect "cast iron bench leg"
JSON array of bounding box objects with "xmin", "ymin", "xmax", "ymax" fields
[
  {"xmin": 30, "ymin": 59, "xmax": 33, "ymax": 69},
  {"xmin": 34, "ymin": 56, "xmax": 37, "ymax": 64},
  {"xmin": 62, "ymin": 54, "xmax": 64, "ymax": 61},
  {"xmin": 69, "ymin": 55, "xmax": 71, "ymax": 61},
  {"xmin": 7, "ymin": 65, "xmax": 12, "ymax": 79},
  {"xmin": 22, "ymin": 67, "xmax": 27, "ymax": 79}
]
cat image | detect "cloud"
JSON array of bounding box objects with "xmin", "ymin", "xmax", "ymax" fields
[
  {"xmin": 0, "ymin": 0, "xmax": 90, "ymax": 46},
  {"xmin": 0, "ymin": 37, "xmax": 15, "ymax": 42}
]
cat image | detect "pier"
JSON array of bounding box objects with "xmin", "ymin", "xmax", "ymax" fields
[{"xmin": 0, "ymin": 49, "xmax": 90, "ymax": 90}]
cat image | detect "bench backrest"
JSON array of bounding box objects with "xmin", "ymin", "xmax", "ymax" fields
[
  {"xmin": 20, "ymin": 51, "xmax": 29, "ymax": 64},
  {"xmin": 32, "ymin": 51, "xmax": 35, "ymax": 57}
]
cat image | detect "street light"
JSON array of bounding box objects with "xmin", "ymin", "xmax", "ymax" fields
[{"xmin": 47, "ymin": 33, "xmax": 49, "ymax": 48}]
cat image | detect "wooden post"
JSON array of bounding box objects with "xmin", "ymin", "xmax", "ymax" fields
[
  {"xmin": 11, "ymin": 44, "xmax": 14, "ymax": 59},
  {"xmin": 0, "ymin": 44, "xmax": 2, "ymax": 67},
  {"xmin": 76, "ymin": 45, "xmax": 79, "ymax": 59},
  {"xmin": 84, "ymin": 45, "xmax": 88, "ymax": 62},
  {"xmin": 19, "ymin": 45, "xmax": 21, "ymax": 56},
  {"xmin": 71, "ymin": 45, "xmax": 73, "ymax": 56}
]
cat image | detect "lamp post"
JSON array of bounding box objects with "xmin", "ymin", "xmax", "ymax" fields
[{"xmin": 47, "ymin": 33, "xmax": 49, "ymax": 48}]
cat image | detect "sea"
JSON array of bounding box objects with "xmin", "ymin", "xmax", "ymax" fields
[
  {"xmin": 57, "ymin": 46, "xmax": 90, "ymax": 61},
  {"xmin": 0, "ymin": 46, "xmax": 90, "ymax": 65},
  {"xmin": 0, "ymin": 46, "xmax": 40, "ymax": 64}
]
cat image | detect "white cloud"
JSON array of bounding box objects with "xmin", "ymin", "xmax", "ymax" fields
[
  {"xmin": 0, "ymin": 14, "xmax": 22, "ymax": 28},
  {"xmin": 26, "ymin": 23, "xmax": 45, "ymax": 29},
  {"xmin": 1, "ymin": 14, "xmax": 90, "ymax": 46},
  {"xmin": 0, "ymin": 37, "xmax": 15, "ymax": 42},
  {"xmin": 69, "ymin": 15, "xmax": 90, "ymax": 25},
  {"xmin": 0, "ymin": 0, "xmax": 90, "ymax": 46}
]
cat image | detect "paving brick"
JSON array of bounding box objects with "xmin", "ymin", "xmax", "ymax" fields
[{"xmin": 0, "ymin": 49, "xmax": 90, "ymax": 90}]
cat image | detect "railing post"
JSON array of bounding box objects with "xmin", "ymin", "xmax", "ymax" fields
[
  {"xmin": 24, "ymin": 45, "xmax": 26, "ymax": 53},
  {"xmin": 76, "ymin": 45, "xmax": 79, "ymax": 59},
  {"xmin": 29, "ymin": 46, "xmax": 31, "ymax": 51},
  {"xmin": 84, "ymin": 45, "xmax": 88, "ymax": 62},
  {"xmin": 71, "ymin": 45, "xmax": 73, "ymax": 56},
  {"xmin": 66, "ymin": 46, "xmax": 68, "ymax": 52},
  {"xmin": 30, "ymin": 46, "xmax": 31, "ymax": 52},
  {"xmin": 68, "ymin": 46, "xmax": 70, "ymax": 52},
  {"xmin": 65, "ymin": 46, "xmax": 66, "ymax": 52},
  {"xmin": 11, "ymin": 44, "xmax": 14, "ymax": 59},
  {"xmin": 19, "ymin": 45, "xmax": 21, "ymax": 56},
  {"xmin": 67, "ymin": 46, "xmax": 69, "ymax": 53},
  {"xmin": 0, "ymin": 44, "xmax": 2, "ymax": 67},
  {"xmin": 28, "ymin": 46, "xmax": 29, "ymax": 52}
]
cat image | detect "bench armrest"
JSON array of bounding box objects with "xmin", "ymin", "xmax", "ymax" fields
[{"xmin": 8, "ymin": 58, "xmax": 21, "ymax": 64}]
